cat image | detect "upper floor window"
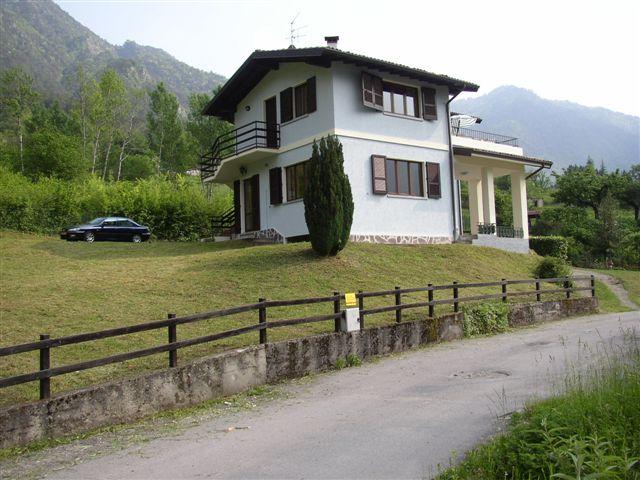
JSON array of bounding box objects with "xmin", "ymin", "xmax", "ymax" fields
[
  {"xmin": 382, "ymin": 82, "xmax": 419, "ymax": 118},
  {"xmin": 286, "ymin": 160, "xmax": 310, "ymax": 201},
  {"xmin": 280, "ymin": 77, "xmax": 317, "ymax": 123},
  {"xmin": 362, "ymin": 72, "xmax": 438, "ymax": 121}
]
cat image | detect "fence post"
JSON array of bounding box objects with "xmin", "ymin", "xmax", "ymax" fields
[
  {"xmin": 453, "ymin": 281, "xmax": 459, "ymax": 313},
  {"xmin": 590, "ymin": 275, "xmax": 596, "ymax": 297},
  {"xmin": 395, "ymin": 286, "xmax": 402, "ymax": 323},
  {"xmin": 168, "ymin": 313, "xmax": 177, "ymax": 368},
  {"xmin": 358, "ymin": 290, "xmax": 364, "ymax": 330},
  {"xmin": 39, "ymin": 334, "xmax": 50, "ymax": 400},
  {"xmin": 564, "ymin": 276, "xmax": 571, "ymax": 299},
  {"xmin": 535, "ymin": 278, "xmax": 541, "ymax": 302},
  {"xmin": 333, "ymin": 291, "xmax": 341, "ymax": 332},
  {"xmin": 428, "ymin": 284, "xmax": 434, "ymax": 318},
  {"xmin": 501, "ymin": 278, "xmax": 507, "ymax": 303},
  {"xmin": 258, "ymin": 298, "xmax": 267, "ymax": 344}
]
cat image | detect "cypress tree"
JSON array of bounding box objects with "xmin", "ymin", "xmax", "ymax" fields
[{"xmin": 304, "ymin": 135, "xmax": 354, "ymax": 256}]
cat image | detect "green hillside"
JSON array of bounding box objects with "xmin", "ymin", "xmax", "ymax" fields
[{"xmin": 0, "ymin": 0, "xmax": 225, "ymax": 106}]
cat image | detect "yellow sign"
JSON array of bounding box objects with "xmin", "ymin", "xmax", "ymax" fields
[{"xmin": 344, "ymin": 292, "xmax": 357, "ymax": 308}]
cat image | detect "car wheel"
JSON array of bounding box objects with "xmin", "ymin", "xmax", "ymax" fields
[
  {"xmin": 131, "ymin": 234, "xmax": 142, "ymax": 243},
  {"xmin": 84, "ymin": 232, "xmax": 95, "ymax": 243}
]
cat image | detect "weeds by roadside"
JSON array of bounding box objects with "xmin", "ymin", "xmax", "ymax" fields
[{"xmin": 437, "ymin": 327, "xmax": 640, "ymax": 479}]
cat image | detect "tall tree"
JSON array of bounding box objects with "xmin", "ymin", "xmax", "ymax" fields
[
  {"xmin": 553, "ymin": 159, "xmax": 622, "ymax": 218},
  {"xmin": 116, "ymin": 89, "xmax": 146, "ymax": 181},
  {"xmin": 147, "ymin": 82, "xmax": 182, "ymax": 173},
  {"xmin": 618, "ymin": 165, "xmax": 640, "ymax": 221},
  {"xmin": 185, "ymin": 87, "xmax": 231, "ymax": 157},
  {"xmin": 97, "ymin": 70, "xmax": 127, "ymax": 179},
  {"xmin": 0, "ymin": 67, "xmax": 39, "ymax": 172},
  {"xmin": 304, "ymin": 135, "xmax": 354, "ymax": 256}
]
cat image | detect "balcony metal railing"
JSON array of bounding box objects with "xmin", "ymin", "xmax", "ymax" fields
[
  {"xmin": 452, "ymin": 126, "xmax": 519, "ymax": 147},
  {"xmin": 478, "ymin": 223, "xmax": 524, "ymax": 238},
  {"xmin": 200, "ymin": 121, "xmax": 280, "ymax": 179}
]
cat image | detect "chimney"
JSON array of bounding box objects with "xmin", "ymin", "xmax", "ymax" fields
[{"xmin": 324, "ymin": 36, "xmax": 339, "ymax": 49}]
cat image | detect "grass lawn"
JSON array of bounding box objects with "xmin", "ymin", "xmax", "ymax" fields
[
  {"xmin": 596, "ymin": 269, "xmax": 640, "ymax": 307},
  {"xmin": 595, "ymin": 279, "xmax": 632, "ymax": 313},
  {"xmin": 0, "ymin": 231, "xmax": 610, "ymax": 406}
]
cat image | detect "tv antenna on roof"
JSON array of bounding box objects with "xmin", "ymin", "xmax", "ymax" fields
[{"xmin": 287, "ymin": 13, "xmax": 306, "ymax": 48}]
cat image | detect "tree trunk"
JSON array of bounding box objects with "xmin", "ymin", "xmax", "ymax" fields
[
  {"xmin": 635, "ymin": 206, "xmax": 639, "ymax": 221},
  {"xmin": 102, "ymin": 132, "xmax": 114, "ymax": 180},
  {"xmin": 91, "ymin": 130, "xmax": 101, "ymax": 175},
  {"xmin": 18, "ymin": 117, "xmax": 24, "ymax": 172}
]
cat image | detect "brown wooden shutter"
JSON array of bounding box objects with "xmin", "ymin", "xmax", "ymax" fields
[
  {"xmin": 269, "ymin": 167, "xmax": 282, "ymax": 205},
  {"xmin": 371, "ymin": 155, "xmax": 387, "ymax": 194},
  {"xmin": 362, "ymin": 72, "xmax": 383, "ymax": 110},
  {"xmin": 306, "ymin": 77, "xmax": 317, "ymax": 113},
  {"xmin": 280, "ymin": 87, "xmax": 293, "ymax": 122},
  {"xmin": 422, "ymin": 88, "xmax": 437, "ymax": 120},
  {"xmin": 233, "ymin": 180, "xmax": 241, "ymax": 233},
  {"xmin": 426, "ymin": 162, "xmax": 441, "ymax": 198}
]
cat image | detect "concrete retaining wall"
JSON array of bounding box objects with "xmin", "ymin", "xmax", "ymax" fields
[{"xmin": 0, "ymin": 298, "xmax": 597, "ymax": 450}]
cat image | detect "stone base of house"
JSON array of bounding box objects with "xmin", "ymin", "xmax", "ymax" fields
[
  {"xmin": 233, "ymin": 228, "xmax": 287, "ymax": 244},
  {"xmin": 472, "ymin": 234, "xmax": 530, "ymax": 254},
  {"xmin": 349, "ymin": 234, "xmax": 452, "ymax": 245}
]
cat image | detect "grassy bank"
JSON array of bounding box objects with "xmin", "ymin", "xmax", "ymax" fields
[
  {"xmin": 596, "ymin": 269, "xmax": 640, "ymax": 307},
  {"xmin": 0, "ymin": 232, "xmax": 601, "ymax": 405},
  {"xmin": 438, "ymin": 332, "xmax": 640, "ymax": 479}
]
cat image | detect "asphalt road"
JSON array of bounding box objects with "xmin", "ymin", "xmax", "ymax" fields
[{"xmin": 42, "ymin": 311, "xmax": 639, "ymax": 480}]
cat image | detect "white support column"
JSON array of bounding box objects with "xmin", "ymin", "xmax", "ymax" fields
[
  {"xmin": 510, "ymin": 170, "xmax": 529, "ymax": 239},
  {"xmin": 481, "ymin": 167, "xmax": 496, "ymax": 227},
  {"xmin": 468, "ymin": 179, "xmax": 483, "ymax": 235}
]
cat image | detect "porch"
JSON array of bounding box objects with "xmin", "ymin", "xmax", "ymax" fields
[{"xmin": 452, "ymin": 133, "xmax": 552, "ymax": 253}]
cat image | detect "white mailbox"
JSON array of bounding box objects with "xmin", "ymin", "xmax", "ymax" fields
[{"xmin": 341, "ymin": 307, "xmax": 360, "ymax": 332}]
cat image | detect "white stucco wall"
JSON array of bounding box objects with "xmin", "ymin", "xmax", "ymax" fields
[
  {"xmin": 339, "ymin": 136, "xmax": 454, "ymax": 239},
  {"xmin": 233, "ymin": 63, "xmax": 334, "ymax": 148}
]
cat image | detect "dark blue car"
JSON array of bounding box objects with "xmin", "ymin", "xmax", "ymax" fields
[{"xmin": 60, "ymin": 217, "xmax": 151, "ymax": 243}]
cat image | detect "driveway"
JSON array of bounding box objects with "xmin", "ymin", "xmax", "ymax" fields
[{"xmin": 8, "ymin": 311, "xmax": 640, "ymax": 480}]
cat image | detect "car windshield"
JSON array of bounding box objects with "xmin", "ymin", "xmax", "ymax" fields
[{"xmin": 87, "ymin": 218, "xmax": 106, "ymax": 225}]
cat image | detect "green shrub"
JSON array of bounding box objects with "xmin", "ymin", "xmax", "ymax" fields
[
  {"xmin": 0, "ymin": 168, "xmax": 231, "ymax": 241},
  {"xmin": 461, "ymin": 302, "xmax": 510, "ymax": 337},
  {"xmin": 529, "ymin": 235, "xmax": 569, "ymax": 261},
  {"xmin": 346, "ymin": 354, "xmax": 362, "ymax": 367},
  {"xmin": 533, "ymin": 256, "xmax": 572, "ymax": 280},
  {"xmin": 304, "ymin": 135, "xmax": 354, "ymax": 256}
]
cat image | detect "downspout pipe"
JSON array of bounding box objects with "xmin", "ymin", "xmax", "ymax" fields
[
  {"xmin": 446, "ymin": 88, "xmax": 463, "ymax": 240},
  {"xmin": 525, "ymin": 165, "xmax": 546, "ymax": 180}
]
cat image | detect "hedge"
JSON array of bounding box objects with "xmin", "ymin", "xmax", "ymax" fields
[
  {"xmin": 0, "ymin": 168, "xmax": 231, "ymax": 241},
  {"xmin": 529, "ymin": 235, "xmax": 569, "ymax": 261}
]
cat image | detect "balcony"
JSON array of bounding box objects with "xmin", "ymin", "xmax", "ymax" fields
[
  {"xmin": 451, "ymin": 126, "xmax": 519, "ymax": 147},
  {"xmin": 200, "ymin": 121, "xmax": 280, "ymax": 181}
]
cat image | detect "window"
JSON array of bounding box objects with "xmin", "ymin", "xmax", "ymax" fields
[
  {"xmin": 426, "ymin": 162, "xmax": 441, "ymax": 198},
  {"xmin": 269, "ymin": 167, "xmax": 283, "ymax": 205},
  {"xmin": 422, "ymin": 88, "xmax": 437, "ymax": 120},
  {"xmin": 286, "ymin": 161, "xmax": 310, "ymax": 201},
  {"xmin": 385, "ymin": 158, "xmax": 423, "ymax": 196},
  {"xmin": 280, "ymin": 77, "xmax": 317, "ymax": 123},
  {"xmin": 382, "ymin": 82, "xmax": 419, "ymax": 117},
  {"xmin": 362, "ymin": 72, "xmax": 383, "ymax": 110}
]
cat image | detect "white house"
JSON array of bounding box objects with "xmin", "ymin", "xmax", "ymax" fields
[{"xmin": 201, "ymin": 38, "xmax": 552, "ymax": 253}]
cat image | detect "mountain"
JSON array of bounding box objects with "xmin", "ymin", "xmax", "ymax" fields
[
  {"xmin": 453, "ymin": 86, "xmax": 639, "ymax": 171},
  {"xmin": 0, "ymin": 0, "xmax": 225, "ymax": 106}
]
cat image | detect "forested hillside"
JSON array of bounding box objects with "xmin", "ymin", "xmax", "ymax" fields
[{"xmin": 0, "ymin": 0, "xmax": 225, "ymax": 107}]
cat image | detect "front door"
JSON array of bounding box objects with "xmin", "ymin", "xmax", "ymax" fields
[
  {"xmin": 243, "ymin": 175, "xmax": 260, "ymax": 232},
  {"xmin": 265, "ymin": 97, "xmax": 278, "ymax": 148}
]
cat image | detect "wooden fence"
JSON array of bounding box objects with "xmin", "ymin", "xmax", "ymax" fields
[{"xmin": 0, "ymin": 275, "xmax": 595, "ymax": 401}]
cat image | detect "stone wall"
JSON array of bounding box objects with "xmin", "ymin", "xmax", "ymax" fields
[
  {"xmin": 509, "ymin": 297, "xmax": 598, "ymax": 326},
  {"xmin": 472, "ymin": 234, "xmax": 530, "ymax": 254},
  {"xmin": 0, "ymin": 298, "xmax": 597, "ymax": 450}
]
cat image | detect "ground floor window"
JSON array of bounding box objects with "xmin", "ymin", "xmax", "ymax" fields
[
  {"xmin": 385, "ymin": 158, "xmax": 423, "ymax": 196},
  {"xmin": 286, "ymin": 161, "xmax": 310, "ymax": 201}
]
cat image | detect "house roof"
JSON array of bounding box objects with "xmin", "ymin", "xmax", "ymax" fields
[
  {"xmin": 203, "ymin": 47, "xmax": 480, "ymax": 121},
  {"xmin": 453, "ymin": 146, "xmax": 553, "ymax": 168}
]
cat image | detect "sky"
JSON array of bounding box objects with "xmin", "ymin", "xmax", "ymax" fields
[{"xmin": 54, "ymin": 0, "xmax": 640, "ymax": 117}]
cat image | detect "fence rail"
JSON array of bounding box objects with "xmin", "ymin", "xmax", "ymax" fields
[
  {"xmin": 0, "ymin": 275, "xmax": 595, "ymax": 401},
  {"xmin": 451, "ymin": 126, "xmax": 519, "ymax": 147}
]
